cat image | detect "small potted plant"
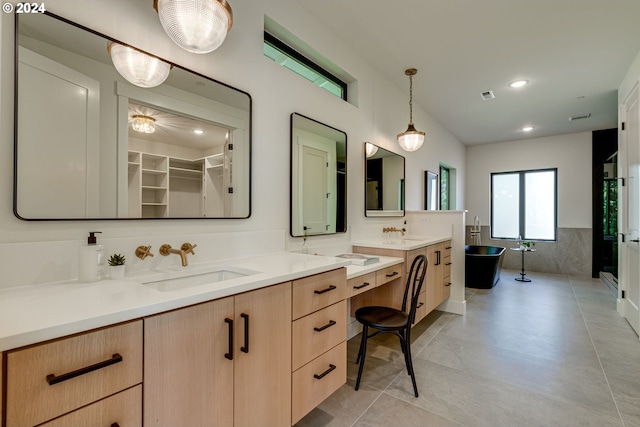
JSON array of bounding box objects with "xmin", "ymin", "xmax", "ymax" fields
[{"xmin": 108, "ymin": 253, "xmax": 126, "ymax": 279}]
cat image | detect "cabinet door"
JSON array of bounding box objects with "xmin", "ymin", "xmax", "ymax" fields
[
  {"xmin": 234, "ymin": 282, "xmax": 292, "ymax": 427},
  {"xmin": 144, "ymin": 297, "xmax": 234, "ymax": 427},
  {"xmin": 425, "ymin": 244, "xmax": 440, "ymax": 313}
]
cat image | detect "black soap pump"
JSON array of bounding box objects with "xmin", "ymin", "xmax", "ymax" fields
[{"xmin": 78, "ymin": 231, "xmax": 103, "ymax": 282}]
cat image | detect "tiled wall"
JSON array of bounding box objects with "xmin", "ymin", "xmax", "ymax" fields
[{"xmin": 465, "ymin": 226, "xmax": 592, "ymax": 277}]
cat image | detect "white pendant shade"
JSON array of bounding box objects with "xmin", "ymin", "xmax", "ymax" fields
[
  {"xmin": 397, "ymin": 124, "xmax": 425, "ymax": 152},
  {"xmin": 365, "ymin": 142, "xmax": 378, "ymax": 157},
  {"xmin": 108, "ymin": 42, "xmax": 171, "ymax": 88},
  {"xmin": 155, "ymin": 0, "xmax": 233, "ymax": 54}
]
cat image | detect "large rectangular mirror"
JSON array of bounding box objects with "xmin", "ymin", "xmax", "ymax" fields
[
  {"xmin": 290, "ymin": 113, "xmax": 346, "ymax": 237},
  {"xmin": 365, "ymin": 143, "xmax": 405, "ymax": 217},
  {"xmin": 14, "ymin": 12, "xmax": 251, "ymax": 220}
]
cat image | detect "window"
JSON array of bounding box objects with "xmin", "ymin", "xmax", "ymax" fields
[
  {"xmin": 263, "ymin": 32, "xmax": 347, "ymax": 101},
  {"xmin": 491, "ymin": 169, "xmax": 557, "ymax": 241},
  {"xmin": 440, "ymin": 166, "xmax": 450, "ymax": 210}
]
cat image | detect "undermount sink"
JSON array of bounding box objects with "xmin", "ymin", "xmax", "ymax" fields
[{"xmin": 142, "ymin": 266, "xmax": 260, "ymax": 292}]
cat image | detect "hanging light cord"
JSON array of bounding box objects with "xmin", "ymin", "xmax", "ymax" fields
[{"xmin": 408, "ymin": 74, "xmax": 414, "ymax": 126}]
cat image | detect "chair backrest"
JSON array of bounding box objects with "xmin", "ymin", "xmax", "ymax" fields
[{"xmin": 401, "ymin": 254, "xmax": 428, "ymax": 325}]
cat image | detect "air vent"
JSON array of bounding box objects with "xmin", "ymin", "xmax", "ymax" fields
[
  {"xmin": 480, "ymin": 90, "xmax": 495, "ymax": 100},
  {"xmin": 569, "ymin": 113, "xmax": 591, "ymax": 121}
]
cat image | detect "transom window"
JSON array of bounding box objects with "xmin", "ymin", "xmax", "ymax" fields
[
  {"xmin": 263, "ymin": 32, "xmax": 347, "ymax": 101},
  {"xmin": 491, "ymin": 168, "xmax": 558, "ymax": 241}
]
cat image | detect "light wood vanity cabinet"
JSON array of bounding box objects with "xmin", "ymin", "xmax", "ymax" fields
[
  {"xmin": 144, "ymin": 282, "xmax": 292, "ymax": 427},
  {"xmin": 3, "ymin": 320, "xmax": 143, "ymax": 427},
  {"xmin": 353, "ymin": 240, "xmax": 452, "ymax": 323},
  {"xmin": 291, "ymin": 269, "xmax": 347, "ymax": 425}
]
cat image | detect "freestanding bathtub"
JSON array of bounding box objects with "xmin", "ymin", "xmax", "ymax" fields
[{"xmin": 465, "ymin": 245, "xmax": 506, "ymax": 289}]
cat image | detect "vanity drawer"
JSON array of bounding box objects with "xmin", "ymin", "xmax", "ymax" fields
[
  {"xmin": 5, "ymin": 320, "xmax": 143, "ymax": 427},
  {"xmin": 443, "ymin": 242, "xmax": 452, "ymax": 258},
  {"xmin": 376, "ymin": 264, "xmax": 403, "ymax": 287},
  {"xmin": 413, "ymin": 291, "xmax": 428, "ymax": 325},
  {"xmin": 347, "ymin": 272, "xmax": 376, "ymax": 297},
  {"xmin": 292, "ymin": 268, "xmax": 347, "ymax": 320},
  {"xmin": 292, "ymin": 342, "xmax": 346, "ymax": 425},
  {"xmin": 405, "ymin": 248, "xmax": 427, "ymax": 274},
  {"xmin": 292, "ymin": 300, "xmax": 346, "ymax": 370},
  {"xmin": 443, "ymin": 255, "xmax": 452, "ymax": 279},
  {"xmin": 39, "ymin": 384, "xmax": 142, "ymax": 427}
]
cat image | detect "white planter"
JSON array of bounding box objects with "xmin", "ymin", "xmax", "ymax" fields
[{"xmin": 109, "ymin": 265, "xmax": 126, "ymax": 280}]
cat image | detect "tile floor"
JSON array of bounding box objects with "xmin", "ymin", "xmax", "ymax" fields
[{"xmin": 295, "ymin": 269, "xmax": 640, "ymax": 427}]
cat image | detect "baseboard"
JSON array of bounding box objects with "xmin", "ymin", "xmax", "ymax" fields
[
  {"xmin": 599, "ymin": 272, "xmax": 618, "ymax": 296},
  {"xmin": 437, "ymin": 298, "xmax": 466, "ymax": 315}
]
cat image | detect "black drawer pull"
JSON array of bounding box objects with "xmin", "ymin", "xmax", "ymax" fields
[
  {"xmin": 445, "ymin": 246, "xmax": 452, "ymax": 250},
  {"xmin": 225, "ymin": 318, "xmax": 234, "ymax": 360},
  {"xmin": 314, "ymin": 320, "xmax": 337, "ymax": 332},
  {"xmin": 240, "ymin": 313, "xmax": 249, "ymax": 353},
  {"xmin": 385, "ymin": 271, "xmax": 399, "ymax": 278},
  {"xmin": 314, "ymin": 364, "xmax": 336, "ymax": 380},
  {"xmin": 353, "ymin": 282, "xmax": 371, "ymax": 290},
  {"xmin": 446, "ymin": 282, "xmax": 452, "ymax": 287},
  {"xmin": 46, "ymin": 353, "xmax": 122, "ymax": 386},
  {"xmin": 416, "ymin": 302, "xmax": 424, "ymax": 308},
  {"xmin": 111, "ymin": 423, "xmax": 120, "ymax": 427},
  {"xmin": 314, "ymin": 285, "xmax": 337, "ymax": 294},
  {"xmin": 445, "ymin": 262, "xmax": 452, "ymax": 266}
]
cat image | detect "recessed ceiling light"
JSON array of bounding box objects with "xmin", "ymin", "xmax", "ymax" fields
[
  {"xmin": 509, "ymin": 80, "xmax": 528, "ymax": 88},
  {"xmin": 193, "ymin": 129, "xmax": 204, "ymax": 134},
  {"xmin": 522, "ymin": 126, "xmax": 534, "ymax": 132}
]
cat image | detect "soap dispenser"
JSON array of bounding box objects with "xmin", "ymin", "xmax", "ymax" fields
[{"xmin": 78, "ymin": 231, "xmax": 104, "ymax": 283}]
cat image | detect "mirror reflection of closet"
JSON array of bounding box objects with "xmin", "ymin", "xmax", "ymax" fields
[
  {"xmin": 290, "ymin": 113, "xmax": 347, "ymax": 237},
  {"xmin": 365, "ymin": 143, "xmax": 405, "ymax": 217}
]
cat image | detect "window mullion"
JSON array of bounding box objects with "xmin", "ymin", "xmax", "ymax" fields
[{"xmin": 519, "ymin": 172, "xmax": 526, "ymax": 239}]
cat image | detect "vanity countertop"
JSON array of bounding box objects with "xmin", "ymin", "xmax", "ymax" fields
[
  {"xmin": 0, "ymin": 252, "xmax": 350, "ymax": 352},
  {"xmin": 345, "ymin": 255, "xmax": 404, "ymax": 280},
  {"xmin": 351, "ymin": 235, "xmax": 452, "ymax": 251}
]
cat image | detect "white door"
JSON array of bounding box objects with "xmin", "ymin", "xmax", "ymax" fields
[
  {"xmin": 621, "ymin": 83, "xmax": 640, "ymax": 335},
  {"xmin": 301, "ymin": 145, "xmax": 328, "ymax": 234}
]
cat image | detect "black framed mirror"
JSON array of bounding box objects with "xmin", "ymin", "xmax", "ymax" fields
[
  {"xmin": 364, "ymin": 143, "xmax": 405, "ymax": 217},
  {"xmin": 290, "ymin": 113, "xmax": 347, "ymax": 237},
  {"xmin": 424, "ymin": 170, "xmax": 439, "ymax": 210},
  {"xmin": 14, "ymin": 12, "xmax": 251, "ymax": 220}
]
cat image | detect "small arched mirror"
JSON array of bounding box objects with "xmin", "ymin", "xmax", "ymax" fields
[{"xmin": 290, "ymin": 113, "xmax": 347, "ymax": 237}]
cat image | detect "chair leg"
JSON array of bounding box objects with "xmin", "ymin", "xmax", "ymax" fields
[
  {"xmin": 355, "ymin": 326, "xmax": 366, "ymax": 365},
  {"xmin": 354, "ymin": 325, "xmax": 369, "ymax": 391},
  {"xmin": 403, "ymin": 331, "xmax": 419, "ymax": 397}
]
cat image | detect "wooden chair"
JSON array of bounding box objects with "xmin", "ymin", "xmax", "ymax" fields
[{"xmin": 354, "ymin": 254, "xmax": 428, "ymax": 397}]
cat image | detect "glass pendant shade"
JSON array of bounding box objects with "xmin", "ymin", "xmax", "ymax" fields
[
  {"xmin": 397, "ymin": 124, "xmax": 425, "ymax": 152},
  {"xmin": 108, "ymin": 43, "xmax": 171, "ymax": 88},
  {"xmin": 365, "ymin": 142, "xmax": 378, "ymax": 157},
  {"xmin": 154, "ymin": 0, "xmax": 233, "ymax": 54},
  {"xmin": 131, "ymin": 115, "xmax": 156, "ymax": 133}
]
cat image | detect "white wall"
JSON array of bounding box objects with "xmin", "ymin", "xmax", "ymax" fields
[
  {"xmin": 465, "ymin": 132, "xmax": 592, "ymax": 228},
  {"xmin": 0, "ymin": 1, "xmax": 466, "ymax": 265}
]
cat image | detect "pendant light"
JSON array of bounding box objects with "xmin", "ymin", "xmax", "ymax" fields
[
  {"xmin": 365, "ymin": 142, "xmax": 378, "ymax": 158},
  {"xmin": 153, "ymin": 0, "xmax": 233, "ymax": 54},
  {"xmin": 397, "ymin": 68, "xmax": 425, "ymax": 152},
  {"xmin": 108, "ymin": 42, "xmax": 171, "ymax": 88}
]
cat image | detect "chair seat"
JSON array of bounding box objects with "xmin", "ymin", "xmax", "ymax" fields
[{"xmin": 355, "ymin": 306, "xmax": 409, "ymax": 330}]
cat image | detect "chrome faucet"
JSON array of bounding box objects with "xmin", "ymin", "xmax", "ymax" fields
[
  {"xmin": 383, "ymin": 227, "xmax": 405, "ymax": 236},
  {"xmin": 159, "ymin": 243, "xmax": 197, "ymax": 267}
]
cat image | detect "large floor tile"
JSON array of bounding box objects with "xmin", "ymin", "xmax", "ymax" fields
[{"xmin": 352, "ymin": 393, "xmax": 462, "ymax": 427}]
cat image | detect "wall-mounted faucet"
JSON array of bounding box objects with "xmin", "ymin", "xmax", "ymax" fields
[
  {"xmin": 383, "ymin": 227, "xmax": 405, "ymax": 236},
  {"xmin": 159, "ymin": 243, "xmax": 197, "ymax": 267}
]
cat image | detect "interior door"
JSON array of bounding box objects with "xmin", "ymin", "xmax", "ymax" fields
[
  {"xmin": 301, "ymin": 145, "xmax": 328, "ymax": 234},
  {"xmin": 622, "ymin": 83, "xmax": 640, "ymax": 335}
]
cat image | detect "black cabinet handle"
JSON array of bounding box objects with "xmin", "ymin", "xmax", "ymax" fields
[
  {"xmin": 353, "ymin": 282, "xmax": 370, "ymax": 290},
  {"xmin": 314, "ymin": 320, "xmax": 337, "ymax": 332},
  {"xmin": 111, "ymin": 423, "xmax": 120, "ymax": 427},
  {"xmin": 225, "ymin": 318, "xmax": 233, "ymax": 360},
  {"xmin": 416, "ymin": 302, "xmax": 424, "ymax": 308},
  {"xmin": 314, "ymin": 364, "xmax": 336, "ymax": 380},
  {"xmin": 46, "ymin": 353, "xmax": 122, "ymax": 386},
  {"xmin": 436, "ymin": 250, "xmax": 441, "ymax": 265},
  {"xmin": 385, "ymin": 271, "xmax": 399, "ymax": 278},
  {"xmin": 241, "ymin": 313, "xmax": 249, "ymax": 353},
  {"xmin": 446, "ymin": 282, "xmax": 452, "ymax": 287},
  {"xmin": 445, "ymin": 262, "xmax": 452, "ymax": 266},
  {"xmin": 445, "ymin": 246, "xmax": 452, "ymax": 250},
  {"xmin": 314, "ymin": 285, "xmax": 337, "ymax": 294}
]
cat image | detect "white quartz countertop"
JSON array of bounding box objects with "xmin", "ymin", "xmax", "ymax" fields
[
  {"xmin": 351, "ymin": 235, "xmax": 452, "ymax": 251},
  {"xmin": 0, "ymin": 252, "xmax": 350, "ymax": 352},
  {"xmin": 345, "ymin": 255, "xmax": 404, "ymax": 280}
]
